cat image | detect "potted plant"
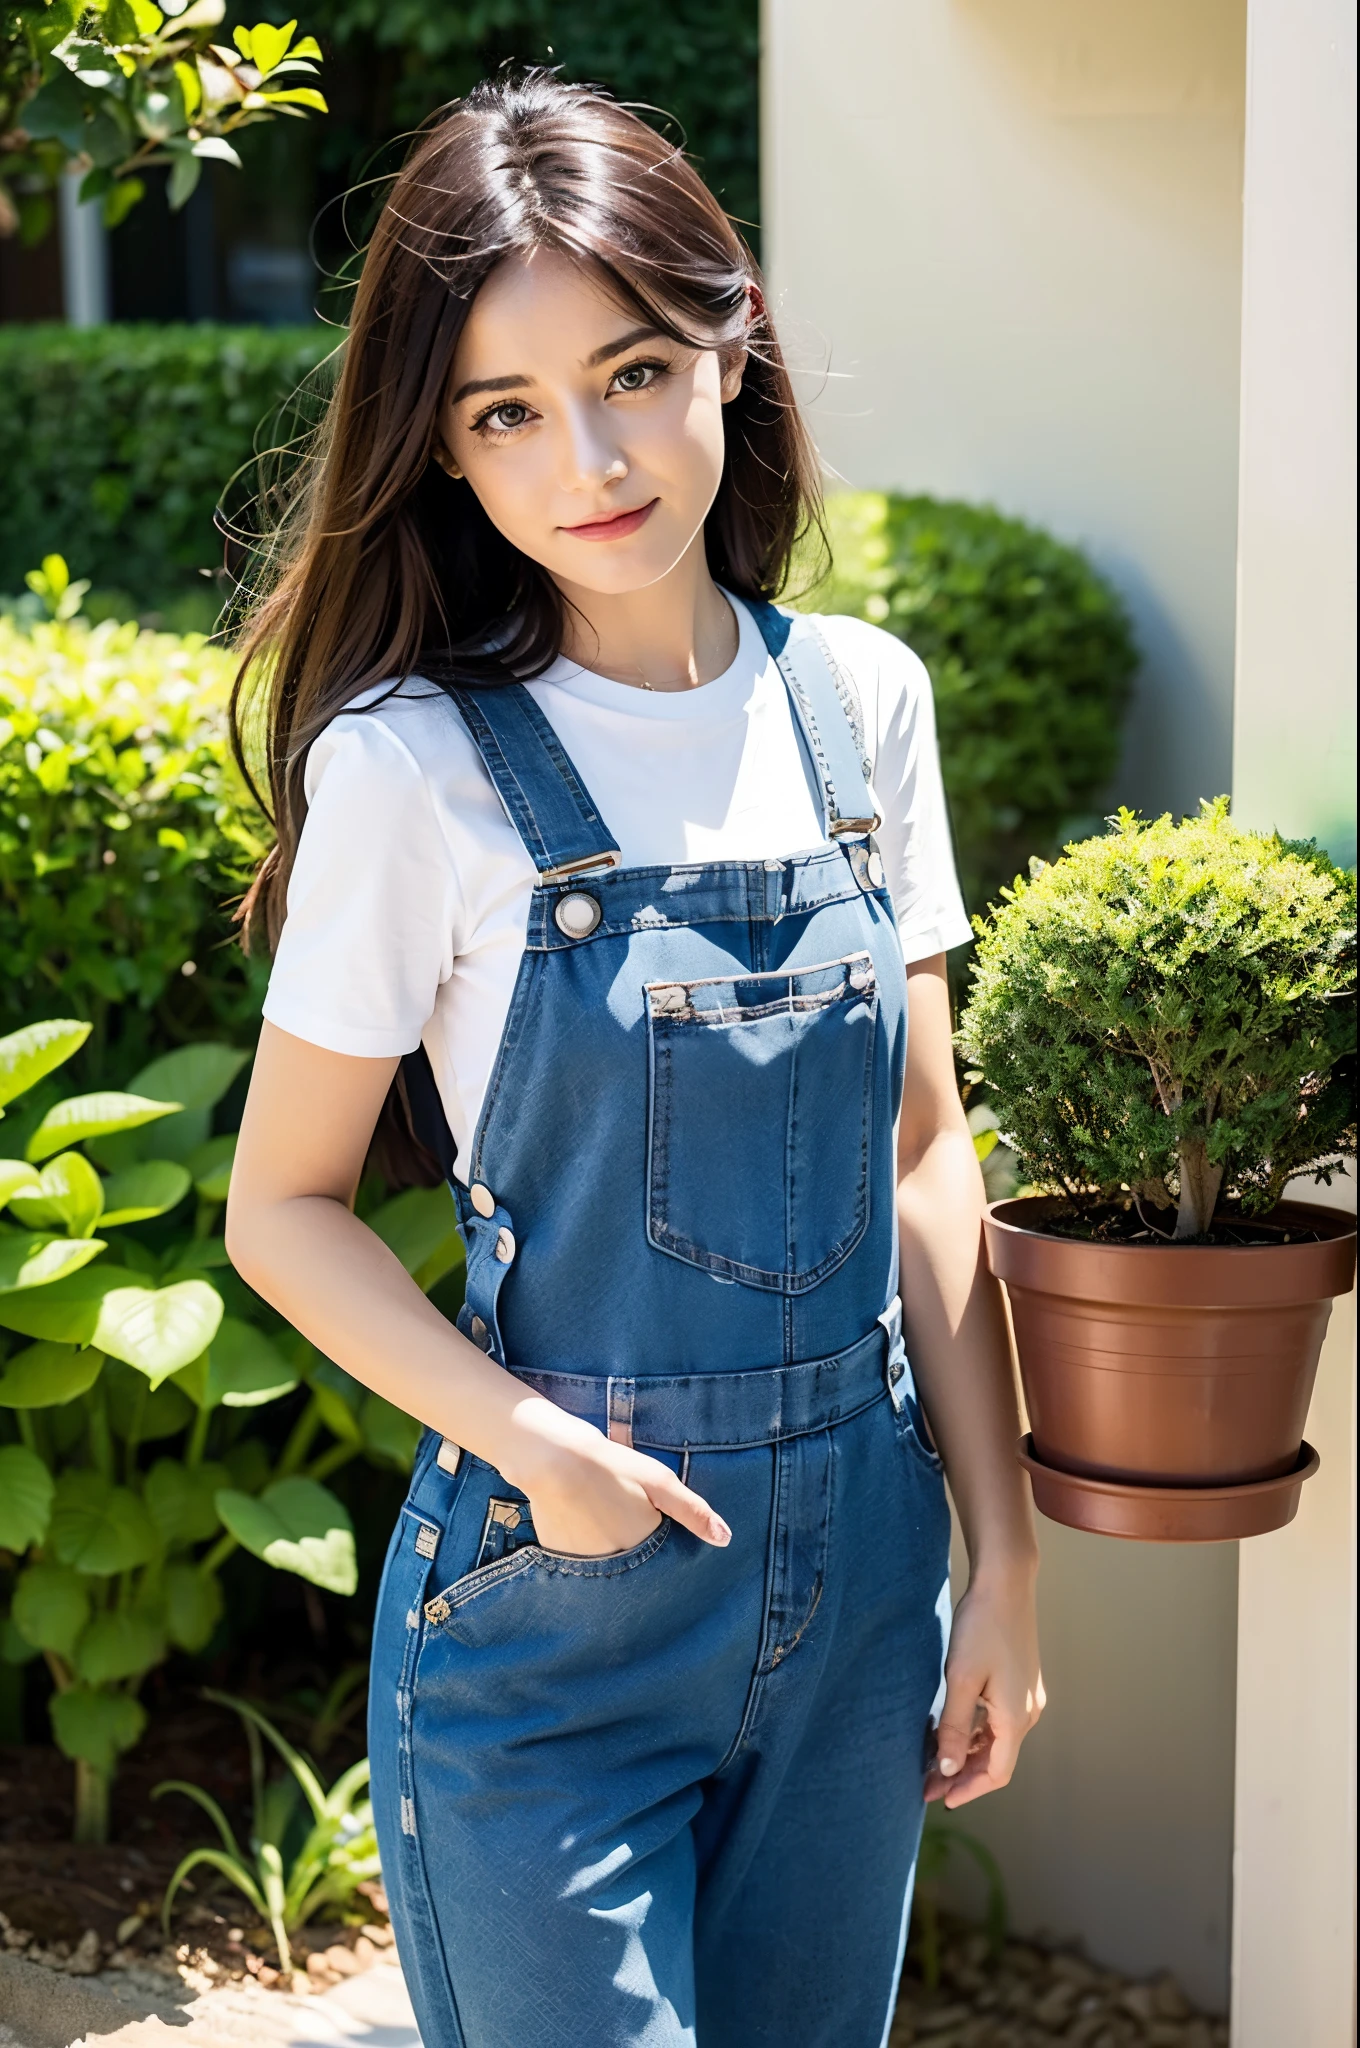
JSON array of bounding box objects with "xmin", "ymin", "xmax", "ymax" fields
[{"xmin": 957, "ymin": 801, "xmax": 1356, "ymax": 1541}]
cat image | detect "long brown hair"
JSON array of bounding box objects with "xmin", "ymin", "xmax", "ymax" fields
[{"xmin": 231, "ymin": 72, "xmax": 823, "ymax": 1177}]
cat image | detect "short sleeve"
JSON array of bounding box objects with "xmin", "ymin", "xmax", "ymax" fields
[
  {"xmin": 816, "ymin": 615, "xmax": 973, "ymax": 963},
  {"xmin": 261, "ymin": 712, "xmax": 462, "ymax": 1057}
]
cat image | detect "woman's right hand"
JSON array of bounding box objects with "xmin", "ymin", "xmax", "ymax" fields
[{"xmin": 499, "ymin": 1392, "xmax": 731, "ymax": 1558}]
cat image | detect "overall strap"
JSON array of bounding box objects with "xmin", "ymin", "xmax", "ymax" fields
[
  {"xmin": 446, "ymin": 683, "xmax": 620, "ymax": 883},
  {"xmin": 745, "ymin": 600, "xmax": 880, "ymax": 840}
]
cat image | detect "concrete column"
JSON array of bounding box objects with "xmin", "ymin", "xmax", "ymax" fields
[
  {"xmin": 58, "ymin": 167, "xmax": 110, "ymax": 327},
  {"xmin": 1229, "ymin": 1, "xmax": 1358, "ymax": 2042}
]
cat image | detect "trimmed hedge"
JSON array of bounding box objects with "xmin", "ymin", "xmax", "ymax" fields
[
  {"xmin": 0, "ymin": 324, "xmax": 331, "ymax": 619},
  {"xmin": 798, "ymin": 493, "xmax": 1137, "ymax": 915},
  {"xmin": 0, "ymin": 610, "xmax": 267, "ymax": 1080}
]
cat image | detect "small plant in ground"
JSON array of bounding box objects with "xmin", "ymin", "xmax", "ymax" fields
[
  {"xmin": 0, "ymin": 1019, "xmax": 463, "ymax": 1841},
  {"xmin": 957, "ymin": 800, "xmax": 1357, "ymax": 1239},
  {"xmin": 157, "ymin": 1688, "xmax": 379, "ymax": 1984},
  {"xmin": 913, "ymin": 1805, "xmax": 1007, "ymax": 1992}
]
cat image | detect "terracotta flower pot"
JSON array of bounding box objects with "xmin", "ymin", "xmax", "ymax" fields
[{"xmin": 984, "ymin": 1195, "xmax": 1357, "ymax": 1541}]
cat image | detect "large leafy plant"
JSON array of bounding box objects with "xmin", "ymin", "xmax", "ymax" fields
[
  {"xmin": 0, "ymin": 580, "xmax": 269, "ymax": 1075},
  {"xmin": 957, "ymin": 801, "xmax": 1357, "ymax": 1239},
  {"xmin": 1, "ymin": 1, "xmax": 326, "ymax": 244},
  {"xmin": 796, "ymin": 492, "xmax": 1137, "ymax": 915},
  {"xmin": 0, "ymin": 1019, "xmax": 463, "ymax": 1841},
  {"xmin": 157, "ymin": 1688, "xmax": 379, "ymax": 1982}
]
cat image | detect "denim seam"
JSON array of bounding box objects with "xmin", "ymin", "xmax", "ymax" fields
[
  {"xmin": 715, "ymin": 1437, "xmax": 787, "ymax": 1772},
  {"xmin": 469, "ymin": 946, "xmax": 544, "ymax": 1185}
]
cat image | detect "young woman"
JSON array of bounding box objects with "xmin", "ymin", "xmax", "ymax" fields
[{"xmin": 226, "ymin": 71, "xmax": 1042, "ymax": 2048}]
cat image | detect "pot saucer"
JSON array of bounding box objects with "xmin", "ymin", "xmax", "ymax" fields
[{"xmin": 1016, "ymin": 1435, "xmax": 1321, "ymax": 1543}]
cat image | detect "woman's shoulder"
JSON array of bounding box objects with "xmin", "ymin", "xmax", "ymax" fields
[
  {"xmin": 305, "ymin": 676, "xmax": 488, "ymax": 800},
  {"xmin": 792, "ymin": 610, "xmax": 934, "ymax": 746}
]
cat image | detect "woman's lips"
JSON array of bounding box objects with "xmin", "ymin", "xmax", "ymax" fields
[{"xmin": 561, "ymin": 499, "xmax": 658, "ymax": 542}]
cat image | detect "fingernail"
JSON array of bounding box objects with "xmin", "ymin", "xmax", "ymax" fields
[
  {"xmin": 712, "ymin": 1520, "xmax": 731, "ymax": 1545},
  {"xmin": 938, "ymin": 1757, "xmax": 961, "ymax": 1776}
]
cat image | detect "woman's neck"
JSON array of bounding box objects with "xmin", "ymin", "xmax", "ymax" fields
[{"xmin": 553, "ymin": 542, "xmax": 739, "ymax": 692}]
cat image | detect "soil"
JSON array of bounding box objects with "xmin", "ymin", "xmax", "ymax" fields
[
  {"xmin": 892, "ymin": 1920, "xmax": 1228, "ymax": 2048},
  {"xmin": 1031, "ymin": 1200, "xmax": 1326, "ymax": 1249},
  {"xmin": 0, "ymin": 1694, "xmax": 387, "ymax": 1997}
]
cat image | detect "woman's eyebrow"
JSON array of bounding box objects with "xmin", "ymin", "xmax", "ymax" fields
[
  {"xmin": 584, "ymin": 325, "xmax": 663, "ymax": 367},
  {"xmin": 451, "ymin": 371, "xmax": 537, "ymax": 403}
]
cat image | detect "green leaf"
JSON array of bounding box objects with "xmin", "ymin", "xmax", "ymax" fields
[
  {"xmin": 162, "ymin": 1562, "xmax": 223, "ymax": 1652},
  {"xmin": 127, "ymin": 1045, "xmax": 249, "ymax": 1163},
  {"xmin": 105, "ymin": 1358, "xmax": 193, "ymax": 1442},
  {"xmin": 102, "ymin": 176, "xmax": 144, "ymax": 228},
  {"xmin": 367, "ymin": 1184, "xmax": 464, "ymax": 1292},
  {"xmin": 359, "ymin": 1390, "xmax": 421, "ymax": 1470},
  {"xmin": 0, "ymin": 1230, "xmax": 105, "ymax": 1295},
  {"xmin": 244, "ymin": 18, "xmax": 293, "ymax": 73},
  {"xmin": 308, "ymin": 1359, "xmax": 363, "ymax": 1443},
  {"xmin": 0, "ymin": 1445, "xmax": 55, "ymax": 1550},
  {"xmin": 92, "ymin": 1278, "xmax": 224, "ymax": 1385},
  {"xmin": 167, "ymin": 149, "xmax": 201, "ymax": 208},
  {"xmin": 0, "ymin": 1340, "xmax": 105, "ymax": 1408},
  {"xmin": 76, "ymin": 1609, "xmax": 165, "ymax": 1686},
  {"xmin": 191, "ymin": 135, "xmax": 242, "ymax": 166},
  {"xmin": 12, "ymin": 1564, "xmax": 91, "ymax": 1659},
  {"xmin": 98, "ymin": 1160, "xmax": 192, "ymax": 1226},
  {"xmin": 205, "ymin": 1317, "xmax": 297, "ymax": 1408},
  {"xmin": 0, "ymin": 1162, "xmax": 43, "ymax": 1210},
  {"xmin": 186, "ymin": 1134, "xmax": 235, "ymax": 1203},
  {"xmin": 260, "ymin": 85, "xmax": 327, "ymax": 111},
  {"xmin": 0, "ymin": 1266, "xmax": 132, "ymax": 1343},
  {"xmin": 215, "ymin": 1479, "xmax": 357, "ymax": 1595},
  {"xmin": 143, "ymin": 1457, "xmax": 226, "ymax": 1545},
  {"xmin": 26, "ymin": 1093, "xmax": 181, "ymax": 1164},
  {"xmin": 7, "ymin": 1151, "xmax": 104, "ymax": 1236},
  {"xmin": 0, "ymin": 1617, "xmax": 41, "ymax": 1666},
  {"xmin": 50, "ymin": 1688, "xmax": 147, "ymax": 1773},
  {"xmin": 50, "ymin": 1470, "xmax": 157, "ymax": 1574}
]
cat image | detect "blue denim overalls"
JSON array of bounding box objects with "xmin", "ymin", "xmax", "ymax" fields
[{"xmin": 369, "ymin": 601, "xmax": 952, "ymax": 2048}]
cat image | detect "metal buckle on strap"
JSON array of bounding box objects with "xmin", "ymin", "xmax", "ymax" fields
[
  {"xmin": 538, "ymin": 850, "xmax": 622, "ymax": 886},
  {"xmin": 829, "ymin": 815, "xmax": 882, "ymax": 839}
]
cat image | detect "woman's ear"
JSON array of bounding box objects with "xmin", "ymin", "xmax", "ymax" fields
[
  {"xmin": 720, "ymin": 348, "xmax": 747, "ymax": 404},
  {"xmin": 431, "ymin": 438, "xmax": 464, "ymax": 481}
]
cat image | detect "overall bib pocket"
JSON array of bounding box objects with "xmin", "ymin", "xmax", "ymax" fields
[{"xmin": 645, "ymin": 952, "xmax": 878, "ymax": 1294}]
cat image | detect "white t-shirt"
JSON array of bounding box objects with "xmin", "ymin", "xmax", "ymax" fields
[{"xmin": 262, "ymin": 599, "xmax": 971, "ymax": 1176}]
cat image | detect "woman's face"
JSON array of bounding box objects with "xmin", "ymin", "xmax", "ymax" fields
[{"xmin": 439, "ymin": 246, "xmax": 744, "ymax": 598}]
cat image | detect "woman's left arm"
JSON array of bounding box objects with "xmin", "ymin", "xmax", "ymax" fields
[{"xmin": 897, "ymin": 953, "xmax": 1045, "ymax": 1807}]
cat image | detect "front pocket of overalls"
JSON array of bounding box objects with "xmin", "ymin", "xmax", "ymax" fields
[
  {"xmin": 645, "ymin": 952, "xmax": 877, "ymax": 1294},
  {"xmin": 422, "ymin": 1517, "xmax": 673, "ymax": 1632}
]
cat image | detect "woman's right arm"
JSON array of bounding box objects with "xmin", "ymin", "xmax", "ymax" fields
[{"xmin": 226, "ymin": 1022, "xmax": 731, "ymax": 1555}]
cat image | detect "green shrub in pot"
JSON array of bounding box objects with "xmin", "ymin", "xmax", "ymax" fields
[
  {"xmin": 957, "ymin": 799, "xmax": 1356, "ymax": 1240},
  {"xmin": 0, "ymin": 1020, "xmax": 463, "ymax": 1843},
  {"xmin": 956, "ymin": 802, "xmax": 1356, "ymax": 1540}
]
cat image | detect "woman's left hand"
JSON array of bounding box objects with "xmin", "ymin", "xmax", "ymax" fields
[{"xmin": 925, "ymin": 1569, "xmax": 1045, "ymax": 1808}]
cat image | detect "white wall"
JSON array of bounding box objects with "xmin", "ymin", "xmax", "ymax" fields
[
  {"xmin": 763, "ymin": 0, "xmax": 1247, "ymax": 821},
  {"xmin": 1229, "ymin": 3, "xmax": 1357, "ymax": 2041},
  {"xmin": 763, "ymin": 0, "xmax": 1251, "ymax": 2011}
]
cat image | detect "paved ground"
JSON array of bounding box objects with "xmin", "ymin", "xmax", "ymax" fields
[{"xmin": 0, "ymin": 1952, "xmax": 421, "ymax": 2048}]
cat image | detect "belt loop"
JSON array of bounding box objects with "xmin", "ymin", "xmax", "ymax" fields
[{"xmin": 607, "ymin": 1376, "xmax": 636, "ymax": 1448}]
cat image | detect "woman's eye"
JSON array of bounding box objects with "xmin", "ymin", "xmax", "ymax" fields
[
  {"xmin": 476, "ymin": 401, "xmax": 533, "ymax": 435},
  {"xmin": 611, "ymin": 361, "xmax": 663, "ymax": 394}
]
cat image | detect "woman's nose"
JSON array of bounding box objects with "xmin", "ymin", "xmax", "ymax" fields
[{"xmin": 560, "ymin": 405, "xmax": 628, "ymax": 491}]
